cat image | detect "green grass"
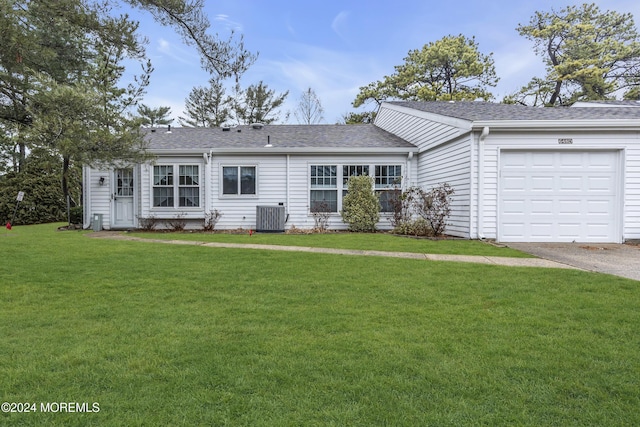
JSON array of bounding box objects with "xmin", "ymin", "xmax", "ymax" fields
[
  {"xmin": 127, "ymin": 229, "xmax": 533, "ymax": 257},
  {"xmin": 1, "ymin": 223, "xmax": 639, "ymax": 426}
]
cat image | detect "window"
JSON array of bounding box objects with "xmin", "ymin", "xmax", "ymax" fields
[
  {"xmin": 223, "ymin": 166, "xmax": 256, "ymax": 196},
  {"xmin": 309, "ymin": 163, "xmax": 403, "ymax": 214},
  {"xmin": 179, "ymin": 165, "xmax": 199, "ymax": 207},
  {"xmin": 375, "ymin": 165, "xmax": 402, "ymax": 212},
  {"xmin": 153, "ymin": 165, "xmax": 174, "ymax": 207},
  {"xmin": 342, "ymin": 165, "xmax": 369, "ymax": 197},
  {"xmin": 310, "ymin": 165, "xmax": 337, "ymax": 212},
  {"xmin": 153, "ymin": 164, "xmax": 200, "ymax": 208}
]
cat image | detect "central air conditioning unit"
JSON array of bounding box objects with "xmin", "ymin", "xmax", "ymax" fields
[{"xmin": 256, "ymin": 205, "xmax": 286, "ymax": 232}]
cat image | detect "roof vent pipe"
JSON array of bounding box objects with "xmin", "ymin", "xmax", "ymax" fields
[
  {"xmin": 166, "ymin": 124, "xmax": 171, "ymax": 133},
  {"xmin": 265, "ymin": 135, "xmax": 272, "ymax": 148}
]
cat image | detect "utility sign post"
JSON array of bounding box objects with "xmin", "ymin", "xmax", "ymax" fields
[{"xmin": 7, "ymin": 191, "xmax": 25, "ymax": 230}]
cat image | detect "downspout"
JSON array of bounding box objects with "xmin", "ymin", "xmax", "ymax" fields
[
  {"xmin": 203, "ymin": 152, "xmax": 211, "ymax": 213},
  {"xmin": 477, "ymin": 126, "xmax": 489, "ymax": 239},
  {"xmin": 406, "ymin": 152, "xmax": 413, "ymax": 187},
  {"xmin": 286, "ymin": 155, "xmax": 290, "ymax": 220}
]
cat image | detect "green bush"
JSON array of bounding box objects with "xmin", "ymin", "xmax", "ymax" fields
[
  {"xmin": 341, "ymin": 175, "xmax": 380, "ymax": 232},
  {"xmin": 69, "ymin": 206, "xmax": 83, "ymax": 224}
]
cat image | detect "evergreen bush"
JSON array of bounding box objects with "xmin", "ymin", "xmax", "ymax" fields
[{"xmin": 341, "ymin": 175, "xmax": 379, "ymax": 232}]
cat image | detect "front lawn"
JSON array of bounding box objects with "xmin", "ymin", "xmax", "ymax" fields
[{"xmin": 1, "ymin": 224, "xmax": 638, "ymax": 426}]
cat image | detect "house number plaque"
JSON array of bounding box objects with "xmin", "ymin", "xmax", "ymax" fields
[{"xmin": 558, "ymin": 138, "xmax": 573, "ymax": 144}]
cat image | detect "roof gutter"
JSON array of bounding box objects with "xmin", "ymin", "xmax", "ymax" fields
[{"xmin": 472, "ymin": 119, "xmax": 640, "ymax": 131}]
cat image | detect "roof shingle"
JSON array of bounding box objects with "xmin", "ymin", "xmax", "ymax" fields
[{"xmin": 144, "ymin": 124, "xmax": 415, "ymax": 151}]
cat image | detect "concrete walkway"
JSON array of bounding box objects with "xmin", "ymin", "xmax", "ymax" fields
[{"xmin": 87, "ymin": 232, "xmax": 579, "ymax": 270}]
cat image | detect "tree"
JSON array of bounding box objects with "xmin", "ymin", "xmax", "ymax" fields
[
  {"xmin": 0, "ymin": 0, "xmax": 258, "ymax": 217},
  {"xmin": 137, "ymin": 104, "xmax": 173, "ymax": 127},
  {"xmin": 179, "ymin": 78, "xmax": 231, "ymax": 127},
  {"xmin": 512, "ymin": 3, "xmax": 640, "ymax": 106},
  {"xmin": 234, "ymin": 81, "xmax": 288, "ymax": 124},
  {"xmin": 341, "ymin": 175, "xmax": 380, "ymax": 232},
  {"xmin": 353, "ymin": 35, "xmax": 498, "ymax": 108},
  {"xmin": 339, "ymin": 111, "xmax": 377, "ymax": 124},
  {"xmin": 294, "ymin": 88, "xmax": 324, "ymax": 124}
]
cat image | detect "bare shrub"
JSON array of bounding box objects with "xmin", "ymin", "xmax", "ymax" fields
[
  {"xmin": 166, "ymin": 213, "xmax": 186, "ymax": 232},
  {"xmin": 202, "ymin": 209, "xmax": 222, "ymax": 232},
  {"xmin": 311, "ymin": 202, "xmax": 331, "ymax": 232},
  {"xmin": 137, "ymin": 215, "xmax": 158, "ymax": 231},
  {"xmin": 392, "ymin": 183, "xmax": 454, "ymax": 237}
]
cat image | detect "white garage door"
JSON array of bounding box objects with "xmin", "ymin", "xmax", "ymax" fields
[{"xmin": 499, "ymin": 150, "xmax": 620, "ymax": 243}]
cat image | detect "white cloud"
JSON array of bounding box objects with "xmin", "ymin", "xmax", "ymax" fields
[
  {"xmin": 155, "ymin": 38, "xmax": 197, "ymax": 65},
  {"xmin": 331, "ymin": 11, "xmax": 350, "ymax": 42},
  {"xmin": 214, "ymin": 14, "xmax": 243, "ymax": 32}
]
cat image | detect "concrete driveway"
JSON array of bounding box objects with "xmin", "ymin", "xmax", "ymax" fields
[{"xmin": 506, "ymin": 242, "xmax": 640, "ymax": 282}]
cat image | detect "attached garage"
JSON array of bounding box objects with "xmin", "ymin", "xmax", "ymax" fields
[
  {"xmin": 375, "ymin": 101, "xmax": 640, "ymax": 243},
  {"xmin": 499, "ymin": 150, "xmax": 621, "ymax": 243}
]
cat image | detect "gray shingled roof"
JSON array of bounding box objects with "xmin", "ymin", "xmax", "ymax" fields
[
  {"xmin": 144, "ymin": 124, "xmax": 415, "ymax": 151},
  {"xmin": 389, "ymin": 101, "xmax": 640, "ymax": 121}
]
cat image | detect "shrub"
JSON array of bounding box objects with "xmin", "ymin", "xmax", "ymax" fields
[
  {"xmin": 166, "ymin": 213, "xmax": 186, "ymax": 232},
  {"xmin": 416, "ymin": 183, "xmax": 454, "ymax": 236},
  {"xmin": 137, "ymin": 215, "xmax": 158, "ymax": 231},
  {"xmin": 202, "ymin": 209, "xmax": 222, "ymax": 232},
  {"xmin": 311, "ymin": 201, "xmax": 331, "ymax": 232},
  {"xmin": 69, "ymin": 206, "xmax": 83, "ymax": 224},
  {"xmin": 392, "ymin": 183, "xmax": 454, "ymax": 237},
  {"xmin": 341, "ymin": 175, "xmax": 379, "ymax": 232}
]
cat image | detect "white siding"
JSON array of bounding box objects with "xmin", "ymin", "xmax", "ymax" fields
[
  {"xmin": 375, "ymin": 104, "xmax": 466, "ymax": 152},
  {"xmin": 210, "ymin": 155, "xmax": 288, "ymax": 230},
  {"xmin": 83, "ymin": 166, "xmax": 113, "ymax": 229},
  {"xmin": 419, "ymin": 135, "xmax": 473, "ymax": 238}
]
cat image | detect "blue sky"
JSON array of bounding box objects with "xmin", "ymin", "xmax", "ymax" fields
[{"xmin": 122, "ymin": 0, "xmax": 640, "ymax": 124}]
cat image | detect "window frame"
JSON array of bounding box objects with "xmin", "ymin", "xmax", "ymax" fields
[
  {"xmin": 220, "ymin": 165, "xmax": 258, "ymax": 197},
  {"xmin": 151, "ymin": 163, "xmax": 202, "ymax": 210},
  {"xmin": 308, "ymin": 163, "xmax": 403, "ymax": 214},
  {"xmin": 310, "ymin": 165, "xmax": 338, "ymax": 213}
]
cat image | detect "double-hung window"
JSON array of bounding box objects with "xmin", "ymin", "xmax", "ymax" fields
[
  {"xmin": 153, "ymin": 165, "xmax": 174, "ymax": 207},
  {"xmin": 310, "ymin": 165, "xmax": 337, "ymax": 212},
  {"xmin": 375, "ymin": 165, "xmax": 402, "ymax": 212},
  {"xmin": 179, "ymin": 165, "xmax": 200, "ymax": 207},
  {"xmin": 342, "ymin": 165, "xmax": 370, "ymax": 198},
  {"xmin": 310, "ymin": 163, "xmax": 402, "ymax": 213},
  {"xmin": 222, "ymin": 166, "xmax": 256, "ymax": 196},
  {"xmin": 153, "ymin": 164, "xmax": 200, "ymax": 208}
]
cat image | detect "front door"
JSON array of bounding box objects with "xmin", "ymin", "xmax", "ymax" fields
[{"xmin": 113, "ymin": 168, "xmax": 135, "ymax": 228}]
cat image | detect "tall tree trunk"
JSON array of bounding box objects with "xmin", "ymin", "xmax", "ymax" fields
[{"xmin": 62, "ymin": 156, "xmax": 74, "ymax": 208}]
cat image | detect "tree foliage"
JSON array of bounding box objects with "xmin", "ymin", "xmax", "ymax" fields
[
  {"xmin": 0, "ymin": 0, "xmax": 258, "ymax": 220},
  {"xmin": 511, "ymin": 3, "xmax": 640, "ymax": 106},
  {"xmin": 179, "ymin": 78, "xmax": 231, "ymax": 127},
  {"xmin": 234, "ymin": 81, "xmax": 288, "ymax": 124},
  {"xmin": 294, "ymin": 88, "xmax": 324, "ymax": 124},
  {"xmin": 353, "ymin": 34, "xmax": 498, "ymax": 108},
  {"xmin": 339, "ymin": 111, "xmax": 377, "ymax": 125},
  {"xmin": 137, "ymin": 104, "xmax": 173, "ymax": 127},
  {"xmin": 341, "ymin": 175, "xmax": 380, "ymax": 232}
]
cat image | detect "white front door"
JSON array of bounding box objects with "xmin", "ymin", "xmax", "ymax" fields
[
  {"xmin": 113, "ymin": 168, "xmax": 135, "ymax": 228},
  {"xmin": 499, "ymin": 150, "xmax": 620, "ymax": 243}
]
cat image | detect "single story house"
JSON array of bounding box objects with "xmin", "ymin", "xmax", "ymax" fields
[
  {"xmin": 83, "ymin": 123, "xmax": 419, "ymax": 232},
  {"xmin": 83, "ymin": 101, "xmax": 640, "ymax": 243}
]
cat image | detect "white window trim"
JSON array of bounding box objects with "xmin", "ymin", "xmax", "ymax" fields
[
  {"xmin": 151, "ymin": 163, "xmax": 203, "ymax": 211},
  {"xmin": 308, "ymin": 163, "xmax": 403, "ymax": 215},
  {"xmin": 219, "ymin": 164, "xmax": 259, "ymax": 198}
]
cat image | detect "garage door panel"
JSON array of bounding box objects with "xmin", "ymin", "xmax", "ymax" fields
[
  {"xmin": 531, "ymin": 176, "xmax": 554, "ymax": 191},
  {"xmin": 499, "ymin": 150, "xmax": 619, "ymax": 243},
  {"xmin": 531, "ymin": 152, "xmax": 555, "ymax": 167}
]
